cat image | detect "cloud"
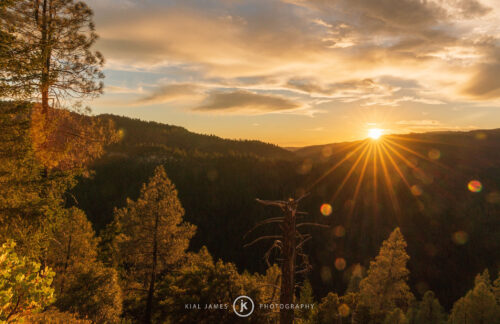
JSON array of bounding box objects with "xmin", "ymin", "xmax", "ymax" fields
[
  {"xmin": 396, "ymin": 119, "xmax": 443, "ymax": 126},
  {"xmin": 394, "ymin": 119, "xmax": 478, "ymax": 132},
  {"xmin": 451, "ymin": 0, "xmax": 492, "ymax": 18},
  {"xmin": 137, "ymin": 83, "xmax": 203, "ymax": 104},
  {"xmin": 286, "ymin": 78, "xmax": 396, "ymax": 99},
  {"xmin": 89, "ymin": 0, "xmax": 500, "ymax": 116},
  {"xmin": 195, "ymin": 90, "xmax": 302, "ymax": 114},
  {"xmin": 462, "ymin": 47, "xmax": 500, "ymax": 100},
  {"xmin": 104, "ymin": 85, "xmax": 143, "ymax": 94}
]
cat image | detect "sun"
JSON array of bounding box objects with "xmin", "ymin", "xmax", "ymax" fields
[{"xmin": 368, "ymin": 128, "xmax": 384, "ymax": 140}]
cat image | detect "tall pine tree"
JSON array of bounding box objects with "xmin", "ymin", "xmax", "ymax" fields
[
  {"xmin": 113, "ymin": 165, "xmax": 196, "ymax": 324},
  {"xmin": 449, "ymin": 270, "xmax": 500, "ymax": 324},
  {"xmin": 357, "ymin": 228, "xmax": 414, "ymax": 322},
  {"xmin": 3, "ymin": 0, "xmax": 104, "ymax": 111},
  {"xmin": 413, "ymin": 291, "xmax": 446, "ymax": 324}
]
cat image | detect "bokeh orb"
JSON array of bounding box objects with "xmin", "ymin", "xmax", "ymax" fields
[
  {"xmin": 333, "ymin": 225, "xmax": 346, "ymax": 237},
  {"xmin": 335, "ymin": 258, "xmax": 347, "ymax": 271},
  {"xmin": 452, "ymin": 231, "xmax": 469, "ymax": 245},
  {"xmin": 411, "ymin": 185, "xmax": 423, "ymax": 196},
  {"xmin": 320, "ymin": 203, "xmax": 333, "ymax": 216},
  {"xmin": 338, "ymin": 304, "xmax": 351, "ymax": 317},
  {"xmin": 467, "ymin": 180, "xmax": 482, "ymax": 193},
  {"xmin": 428, "ymin": 149, "xmax": 441, "ymax": 160}
]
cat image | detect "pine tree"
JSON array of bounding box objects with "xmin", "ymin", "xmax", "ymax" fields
[
  {"xmin": 414, "ymin": 291, "xmax": 446, "ymax": 324},
  {"xmin": 45, "ymin": 207, "xmax": 123, "ymax": 322},
  {"xmin": 2, "ymin": 0, "xmax": 104, "ymax": 112},
  {"xmin": 46, "ymin": 207, "xmax": 99, "ymax": 294},
  {"xmin": 494, "ymin": 271, "xmax": 500, "ymax": 304},
  {"xmin": 55, "ymin": 264, "xmax": 122, "ymax": 323},
  {"xmin": 383, "ymin": 308, "xmax": 408, "ymax": 324},
  {"xmin": 296, "ymin": 280, "xmax": 315, "ymax": 323},
  {"xmin": 347, "ymin": 264, "xmax": 364, "ymax": 293},
  {"xmin": 357, "ymin": 228, "xmax": 414, "ymax": 322},
  {"xmin": 0, "ymin": 0, "xmax": 21, "ymax": 97},
  {"xmin": 0, "ymin": 102, "xmax": 76, "ymax": 259},
  {"xmin": 314, "ymin": 292, "xmax": 341, "ymax": 324},
  {"xmin": 449, "ymin": 272, "xmax": 500, "ymax": 324},
  {"xmin": 157, "ymin": 247, "xmax": 280, "ymax": 324},
  {"xmin": 114, "ymin": 165, "xmax": 196, "ymax": 324}
]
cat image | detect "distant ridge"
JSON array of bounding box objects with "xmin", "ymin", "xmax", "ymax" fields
[{"xmin": 101, "ymin": 114, "xmax": 295, "ymax": 160}]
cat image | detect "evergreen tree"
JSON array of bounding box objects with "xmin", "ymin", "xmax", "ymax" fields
[
  {"xmin": 27, "ymin": 308, "xmax": 92, "ymax": 323},
  {"xmin": 46, "ymin": 207, "xmax": 99, "ymax": 294},
  {"xmin": 383, "ymin": 308, "xmax": 408, "ymax": 324},
  {"xmin": 0, "ymin": 0, "xmax": 20, "ymax": 97},
  {"xmin": 314, "ymin": 292, "xmax": 341, "ymax": 324},
  {"xmin": 296, "ymin": 280, "xmax": 315, "ymax": 324},
  {"xmin": 347, "ymin": 264, "xmax": 364, "ymax": 293},
  {"xmin": 414, "ymin": 291, "xmax": 446, "ymax": 324},
  {"xmin": 449, "ymin": 273, "xmax": 500, "ymax": 324},
  {"xmin": 357, "ymin": 228, "xmax": 414, "ymax": 322},
  {"xmin": 0, "ymin": 240, "xmax": 55, "ymax": 322},
  {"xmin": 156, "ymin": 246, "xmax": 280, "ymax": 323},
  {"xmin": 3, "ymin": 0, "xmax": 104, "ymax": 112},
  {"xmin": 0, "ymin": 102, "xmax": 76, "ymax": 260},
  {"xmin": 494, "ymin": 271, "xmax": 500, "ymax": 304},
  {"xmin": 114, "ymin": 165, "xmax": 196, "ymax": 324},
  {"xmin": 55, "ymin": 264, "xmax": 122, "ymax": 323},
  {"xmin": 45, "ymin": 207, "xmax": 122, "ymax": 322}
]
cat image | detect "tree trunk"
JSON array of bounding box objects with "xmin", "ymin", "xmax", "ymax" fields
[
  {"xmin": 280, "ymin": 206, "xmax": 296, "ymax": 324},
  {"xmin": 40, "ymin": 0, "xmax": 51, "ymax": 114},
  {"xmin": 144, "ymin": 214, "xmax": 159, "ymax": 324}
]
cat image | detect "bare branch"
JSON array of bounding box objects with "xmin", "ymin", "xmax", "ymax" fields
[
  {"xmin": 243, "ymin": 217, "xmax": 285, "ymax": 238},
  {"xmin": 244, "ymin": 235, "xmax": 282, "ymax": 248},
  {"xmin": 296, "ymin": 222, "xmax": 330, "ymax": 229}
]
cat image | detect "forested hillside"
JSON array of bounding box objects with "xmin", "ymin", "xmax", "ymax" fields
[
  {"xmin": 2, "ymin": 0, "xmax": 500, "ymax": 321},
  {"xmin": 73, "ymin": 115, "xmax": 500, "ymax": 310}
]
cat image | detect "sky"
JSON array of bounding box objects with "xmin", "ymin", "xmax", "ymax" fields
[{"xmin": 85, "ymin": 0, "xmax": 500, "ymax": 147}]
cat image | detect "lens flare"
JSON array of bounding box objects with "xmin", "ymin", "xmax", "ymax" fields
[
  {"xmin": 428, "ymin": 149, "xmax": 441, "ymax": 160},
  {"xmin": 338, "ymin": 304, "xmax": 351, "ymax": 317},
  {"xmin": 335, "ymin": 258, "xmax": 347, "ymax": 271},
  {"xmin": 452, "ymin": 231, "xmax": 468, "ymax": 245},
  {"xmin": 368, "ymin": 128, "xmax": 383, "ymax": 140},
  {"xmin": 320, "ymin": 203, "xmax": 333, "ymax": 216},
  {"xmin": 411, "ymin": 185, "xmax": 423, "ymax": 196},
  {"xmin": 468, "ymin": 180, "xmax": 482, "ymax": 193},
  {"xmin": 333, "ymin": 225, "xmax": 346, "ymax": 237}
]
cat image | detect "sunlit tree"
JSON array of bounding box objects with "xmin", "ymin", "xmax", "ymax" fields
[
  {"xmin": 383, "ymin": 308, "xmax": 408, "ymax": 324},
  {"xmin": 296, "ymin": 280, "xmax": 315, "ymax": 324},
  {"xmin": 55, "ymin": 264, "xmax": 122, "ymax": 323},
  {"xmin": 30, "ymin": 104, "xmax": 119, "ymax": 171},
  {"xmin": 0, "ymin": 240, "xmax": 55, "ymax": 322},
  {"xmin": 449, "ymin": 272, "xmax": 500, "ymax": 324},
  {"xmin": 3, "ymin": 0, "xmax": 104, "ymax": 112},
  {"xmin": 114, "ymin": 165, "xmax": 196, "ymax": 324},
  {"xmin": 357, "ymin": 228, "xmax": 414, "ymax": 322},
  {"xmin": 413, "ymin": 291, "xmax": 446, "ymax": 324},
  {"xmin": 157, "ymin": 246, "xmax": 280, "ymax": 324}
]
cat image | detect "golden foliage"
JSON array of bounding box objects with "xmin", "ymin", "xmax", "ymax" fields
[{"xmin": 30, "ymin": 104, "xmax": 119, "ymax": 171}]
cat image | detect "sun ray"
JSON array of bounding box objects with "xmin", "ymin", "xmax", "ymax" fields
[
  {"xmin": 384, "ymin": 141, "xmax": 456, "ymax": 201},
  {"xmin": 380, "ymin": 142, "xmax": 412, "ymax": 190},
  {"xmin": 373, "ymin": 142, "xmax": 378, "ymax": 217},
  {"xmin": 348, "ymin": 143, "xmax": 373, "ymax": 217},
  {"xmin": 307, "ymin": 140, "xmax": 369, "ymax": 191},
  {"xmin": 385, "ymin": 134, "xmax": 452, "ymax": 146},
  {"xmin": 331, "ymin": 143, "xmax": 371, "ymax": 202},
  {"xmin": 377, "ymin": 142, "xmax": 401, "ymax": 216},
  {"xmin": 384, "ymin": 138, "xmax": 452, "ymax": 171}
]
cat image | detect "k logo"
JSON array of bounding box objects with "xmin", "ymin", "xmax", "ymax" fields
[{"xmin": 232, "ymin": 295, "xmax": 255, "ymax": 318}]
